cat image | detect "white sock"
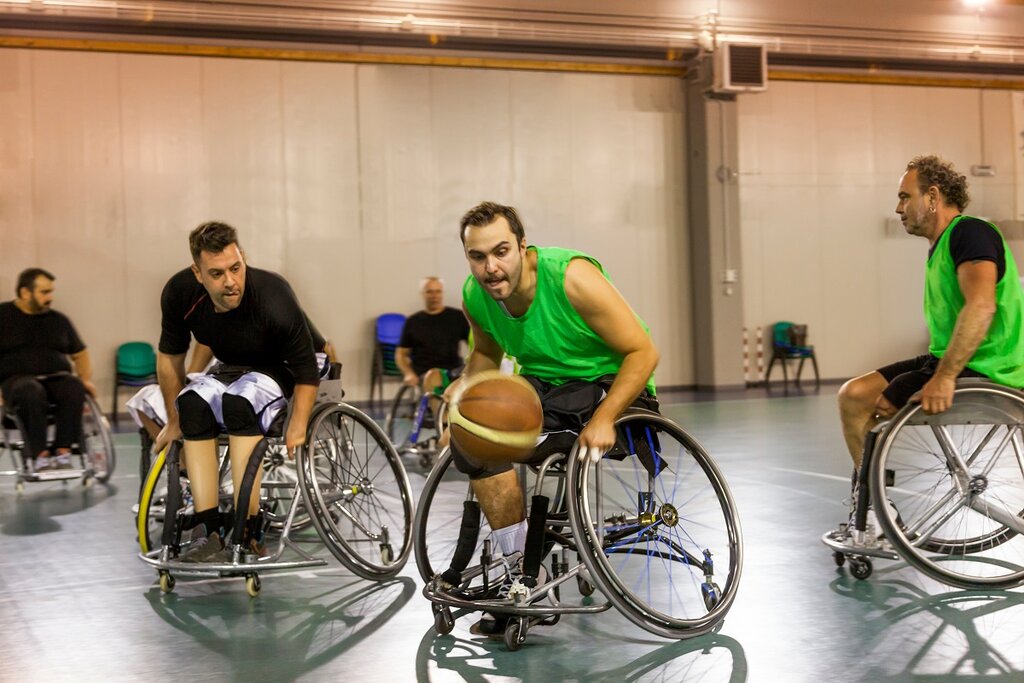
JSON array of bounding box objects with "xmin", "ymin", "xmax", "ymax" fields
[{"xmin": 492, "ymin": 519, "xmax": 527, "ymax": 556}]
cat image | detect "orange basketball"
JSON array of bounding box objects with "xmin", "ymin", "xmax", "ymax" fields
[{"xmin": 449, "ymin": 371, "xmax": 543, "ymax": 465}]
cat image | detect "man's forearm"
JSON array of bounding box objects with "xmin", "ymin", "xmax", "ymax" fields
[
  {"xmin": 935, "ymin": 302, "xmax": 996, "ymax": 379},
  {"xmin": 157, "ymin": 353, "xmax": 187, "ymax": 424},
  {"xmin": 71, "ymin": 351, "xmax": 93, "ymax": 382},
  {"xmin": 289, "ymin": 383, "xmax": 318, "ymax": 430},
  {"xmin": 590, "ymin": 346, "xmax": 659, "ymax": 424},
  {"xmin": 395, "ymin": 348, "xmax": 415, "ymax": 377}
]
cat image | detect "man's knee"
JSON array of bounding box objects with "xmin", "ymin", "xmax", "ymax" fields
[
  {"xmin": 422, "ymin": 368, "xmax": 442, "ymax": 393},
  {"xmin": 177, "ymin": 390, "xmax": 219, "ymax": 440},
  {"xmin": 4, "ymin": 377, "xmax": 46, "ymax": 407},
  {"xmin": 222, "ymin": 393, "xmax": 261, "ymax": 436},
  {"xmin": 839, "ymin": 373, "xmax": 885, "ymax": 412},
  {"xmin": 451, "ymin": 444, "xmax": 513, "ymax": 480},
  {"xmin": 50, "ymin": 375, "xmax": 85, "ymax": 405}
]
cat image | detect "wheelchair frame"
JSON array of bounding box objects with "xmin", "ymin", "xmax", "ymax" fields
[
  {"xmin": 415, "ymin": 409, "xmax": 743, "ymax": 650},
  {"xmin": 138, "ymin": 388, "xmax": 414, "ymax": 597},
  {"xmin": 385, "ymin": 383, "xmax": 447, "ymax": 469},
  {"xmin": 0, "ymin": 392, "xmax": 116, "ymax": 493},
  {"xmin": 823, "ymin": 379, "xmax": 1024, "ymax": 589}
]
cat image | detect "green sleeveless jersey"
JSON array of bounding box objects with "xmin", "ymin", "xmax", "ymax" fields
[
  {"xmin": 462, "ymin": 246, "xmax": 656, "ymax": 395},
  {"xmin": 925, "ymin": 215, "xmax": 1024, "ymax": 387}
]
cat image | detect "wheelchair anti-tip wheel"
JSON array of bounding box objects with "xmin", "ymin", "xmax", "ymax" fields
[
  {"xmin": 568, "ymin": 410, "xmax": 743, "ymax": 639},
  {"xmin": 870, "ymin": 381, "xmax": 1024, "ymax": 590},
  {"xmin": 297, "ymin": 402, "xmax": 414, "ymax": 581}
]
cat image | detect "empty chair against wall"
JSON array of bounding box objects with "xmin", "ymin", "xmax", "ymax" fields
[
  {"xmin": 114, "ymin": 341, "xmax": 158, "ymax": 428},
  {"xmin": 765, "ymin": 321, "xmax": 819, "ymax": 392},
  {"xmin": 369, "ymin": 313, "xmax": 406, "ymax": 414}
]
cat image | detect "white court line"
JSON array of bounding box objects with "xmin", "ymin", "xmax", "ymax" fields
[{"xmin": 768, "ymin": 466, "xmax": 850, "ymax": 483}]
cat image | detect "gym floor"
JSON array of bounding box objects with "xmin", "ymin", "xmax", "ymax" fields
[{"xmin": 2, "ymin": 390, "xmax": 1022, "ymax": 682}]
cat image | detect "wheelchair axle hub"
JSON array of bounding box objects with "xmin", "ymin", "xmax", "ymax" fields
[{"xmin": 968, "ymin": 475, "xmax": 988, "ymax": 495}]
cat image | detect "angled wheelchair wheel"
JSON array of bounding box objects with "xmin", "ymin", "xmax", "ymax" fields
[
  {"xmin": 413, "ymin": 447, "xmax": 494, "ymax": 586},
  {"xmin": 81, "ymin": 395, "xmax": 115, "ymax": 482},
  {"xmin": 871, "ymin": 382, "xmax": 1024, "ymax": 589},
  {"xmin": 298, "ymin": 402, "xmax": 413, "ymax": 580},
  {"xmin": 568, "ymin": 410, "xmax": 743, "ymax": 639},
  {"xmin": 385, "ymin": 384, "xmax": 421, "ymax": 449},
  {"xmin": 260, "ymin": 441, "xmax": 312, "ymax": 532}
]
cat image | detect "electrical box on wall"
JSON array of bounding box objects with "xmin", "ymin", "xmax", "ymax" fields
[{"xmin": 712, "ymin": 43, "xmax": 767, "ymax": 94}]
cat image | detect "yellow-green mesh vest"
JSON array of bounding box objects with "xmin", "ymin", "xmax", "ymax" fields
[
  {"xmin": 462, "ymin": 246, "xmax": 656, "ymax": 395},
  {"xmin": 925, "ymin": 216, "xmax": 1024, "ymax": 387}
]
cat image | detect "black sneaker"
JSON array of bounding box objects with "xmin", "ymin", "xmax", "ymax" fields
[{"xmin": 179, "ymin": 523, "xmax": 227, "ymax": 563}]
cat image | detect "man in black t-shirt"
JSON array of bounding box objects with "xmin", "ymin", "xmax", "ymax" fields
[
  {"xmin": 396, "ymin": 277, "xmax": 470, "ymax": 401},
  {"xmin": 0, "ymin": 268, "xmax": 95, "ymax": 473},
  {"xmin": 154, "ymin": 222, "xmax": 323, "ymax": 560}
]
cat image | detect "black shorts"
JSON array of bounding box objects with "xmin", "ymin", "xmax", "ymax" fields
[
  {"xmin": 452, "ymin": 374, "xmax": 660, "ymax": 480},
  {"xmin": 877, "ymin": 354, "xmax": 988, "ymax": 409}
]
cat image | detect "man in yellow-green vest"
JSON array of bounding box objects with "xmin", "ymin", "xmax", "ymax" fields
[{"xmin": 838, "ymin": 155, "xmax": 1024, "ymax": 491}]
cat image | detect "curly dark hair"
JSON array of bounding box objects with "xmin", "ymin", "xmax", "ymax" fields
[
  {"xmin": 906, "ymin": 155, "xmax": 970, "ymax": 211},
  {"xmin": 459, "ymin": 202, "xmax": 525, "ymax": 244},
  {"xmin": 189, "ymin": 221, "xmax": 239, "ymax": 262}
]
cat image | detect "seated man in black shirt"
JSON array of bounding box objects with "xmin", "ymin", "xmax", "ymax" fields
[
  {"xmin": 0, "ymin": 268, "xmax": 96, "ymax": 474},
  {"xmin": 395, "ymin": 277, "xmax": 470, "ymax": 418},
  {"xmin": 153, "ymin": 222, "xmax": 323, "ymax": 561}
]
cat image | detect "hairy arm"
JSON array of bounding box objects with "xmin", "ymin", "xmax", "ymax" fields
[
  {"xmin": 916, "ymin": 259, "xmax": 997, "ymax": 414},
  {"xmin": 154, "ymin": 351, "xmax": 187, "ymax": 452},
  {"xmin": 564, "ymin": 259, "xmax": 659, "ymax": 457},
  {"xmin": 395, "ymin": 347, "xmax": 418, "ymax": 386}
]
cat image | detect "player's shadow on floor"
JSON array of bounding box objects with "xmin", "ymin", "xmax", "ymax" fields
[
  {"xmin": 145, "ymin": 573, "xmax": 415, "ymax": 683},
  {"xmin": 0, "ymin": 481, "xmax": 118, "ymax": 536},
  {"xmin": 831, "ymin": 568, "xmax": 1024, "ymax": 679}
]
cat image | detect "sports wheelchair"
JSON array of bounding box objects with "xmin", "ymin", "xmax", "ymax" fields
[
  {"xmin": 138, "ymin": 372, "xmax": 414, "ymax": 596},
  {"xmin": 824, "ymin": 379, "xmax": 1024, "ymax": 589},
  {"xmin": 0, "ymin": 385, "xmax": 115, "ymax": 494},
  {"xmin": 385, "ymin": 384, "xmax": 447, "ymax": 469},
  {"xmin": 415, "ymin": 408, "xmax": 743, "ymax": 650}
]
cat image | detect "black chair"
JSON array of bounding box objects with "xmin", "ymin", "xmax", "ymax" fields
[
  {"xmin": 765, "ymin": 321, "xmax": 819, "ymax": 392},
  {"xmin": 369, "ymin": 313, "xmax": 406, "ymax": 414}
]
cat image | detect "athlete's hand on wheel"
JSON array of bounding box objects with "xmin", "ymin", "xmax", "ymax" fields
[
  {"xmin": 577, "ymin": 414, "xmax": 617, "ymax": 465},
  {"xmin": 402, "ymin": 372, "xmax": 419, "ymax": 387},
  {"xmin": 153, "ymin": 419, "xmax": 182, "ymax": 455},
  {"xmin": 286, "ymin": 421, "xmax": 306, "ymax": 460},
  {"xmin": 910, "ymin": 375, "xmax": 956, "ymax": 415}
]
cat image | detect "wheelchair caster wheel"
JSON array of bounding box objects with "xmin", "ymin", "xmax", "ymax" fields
[
  {"xmin": 833, "ymin": 551, "xmax": 846, "ymax": 567},
  {"xmin": 849, "ymin": 557, "xmax": 873, "ymax": 580},
  {"xmin": 159, "ymin": 572, "xmax": 175, "ymax": 594},
  {"xmin": 504, "ymin": 619, "xmax": 528, "ymax": 651},
  {"xmin": 433, "ymin": 606, "xmax": 454, "ymax": 635},
  {"xmin": 380, "ymin": 544, "xmax": 394, "ymax": 565},
  {"xmin": 701, "ymin": 582, "xmax": 722, "ymax": 611},
  {"xmin": 577, "ymin": 576, "xmax": 595, "ymax": 597},
  {"xmin": 245, "ymin": 574, "xmax": 262, "ymax": 597},
  {"xmin": 15, "ymin": 481, "xmax": 24, "ymax": 495}
]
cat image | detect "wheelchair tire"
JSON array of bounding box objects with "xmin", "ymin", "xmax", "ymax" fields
[
  {"xmin": 82, "ymin": 395, "xmax": 115, "ymax": 483},
  {"xmin": 870, "ymin": 382, "xmax": 1024, "ymax": 589},
  {"xmin": 297, "ymin": 402, "xmax": 413, "ymax": 580},
  {"xmin": 568, "ymin": 410, "xmax": 743, "ymax": 639},
  {"xmin": 385, "ymin": 384, "xmax": 421, "ymax": 448},
  {"xmin": 412, "ymin": 447, "xmax": 495, "ymax": 586}
]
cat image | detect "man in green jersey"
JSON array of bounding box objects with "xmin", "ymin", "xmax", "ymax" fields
[
  {"xmin": 837, "ymin": 156, "xmax": 1024, "ymax": 526},
  {"xmin": 449, "ymin": 201, "xmax": 659, "ymax": 633}
]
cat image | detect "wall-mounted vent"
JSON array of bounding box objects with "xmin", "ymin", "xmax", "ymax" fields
[{"xmin": 713, "ymin": 43, "xmax": 767, "ymax": 94}]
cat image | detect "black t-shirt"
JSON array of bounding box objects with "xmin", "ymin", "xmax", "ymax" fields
[
  {"xmin": 159, "ymin": 267, "xmax": 319, "ymax": 394},
  {"xmin": 929, "ymin": 216, "xmax": 1006, "ymax": 281},
  {"xmin": 398, "ymin": 307, "xmax": 470, "ymax": 376},
  {"xmin": 0, "ymin": 302, "xmax": 86, "ymax": 384}
]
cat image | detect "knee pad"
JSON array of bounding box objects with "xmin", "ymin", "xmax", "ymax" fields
[
  {"xmin": 222, "ymin": 393, "xmax": 261, "ymax": 436},
  {"xmin": 176, "ymin": 390, "xmax": 218, "ymax": 440},
  {"xmin": 451, "ymin": 441, "xmax": 513, "ymax": 480}
]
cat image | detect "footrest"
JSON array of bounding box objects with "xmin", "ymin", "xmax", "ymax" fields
[{"xmin": 27, "ymin": 469, "xmax": 85, "ymax": 482}]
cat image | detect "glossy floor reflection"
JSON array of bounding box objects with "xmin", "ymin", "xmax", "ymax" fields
[{"xmin": 1, "ymin": 393, "xmax": 1022, "ymax": 682}]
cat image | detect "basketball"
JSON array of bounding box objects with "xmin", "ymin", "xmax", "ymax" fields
[{"xmin": 448, "ymin": 371, "xmax": 543, "ymax": 465}]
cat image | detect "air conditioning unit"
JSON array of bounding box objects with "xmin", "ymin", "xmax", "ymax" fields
[{"xmin": 712, "ymin": 43, "xmax": 767, "ymax": 94}]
